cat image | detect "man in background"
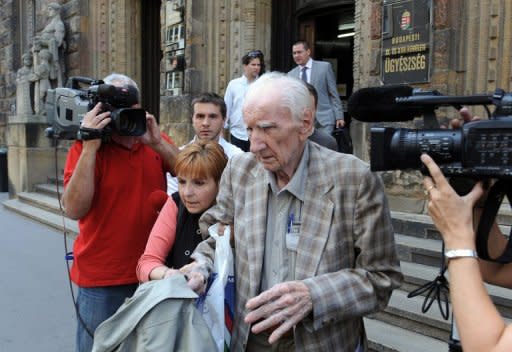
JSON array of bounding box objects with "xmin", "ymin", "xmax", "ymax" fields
[
  {"xmin": 167, "ymin": 92, "xmax": 242, "ymax": 194},
  {"xmin": 224, "ymin": 50, "xmax": 264, "ymax": 151},
  {"xmin": 288, "ymin": 40, "xmax": 344, "ymax": 135},
  {"xmin": 305, "ymin": 82, "xmax": 338, "ymax": 151}
]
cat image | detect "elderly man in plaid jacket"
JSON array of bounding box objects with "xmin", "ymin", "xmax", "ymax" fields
[{"xmin": 186, "ymin": 72, "xmax": 403, "ymax": 352}]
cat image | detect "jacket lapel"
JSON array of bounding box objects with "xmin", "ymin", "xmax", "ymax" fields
[
  {"xmin": 295, "ymin": 146, "xmax": 334, "ymax": 279},
  {"xmin": 309, "ymin": 60, "xmax": 318, "ymax": 86},
  {"xmin": 244, "ymin": 167, "xmax": 268, "ymax": 296}
]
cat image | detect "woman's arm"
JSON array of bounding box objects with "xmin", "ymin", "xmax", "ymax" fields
[
  {"xmin": 422, "ymin": 154, "xmax": 512, "ymax": 352},
  {"xmin": 136, "ymin": 197, "xmax": 178, "ymax": 282}
]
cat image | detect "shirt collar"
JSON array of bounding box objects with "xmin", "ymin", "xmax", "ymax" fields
[
  {"xmin": 300, "ymin": 58, "xmax": 313, "ymax": 70},
  {"xmin": 265, "ymin": 142, "xmax": 309, "ymax": 201}
]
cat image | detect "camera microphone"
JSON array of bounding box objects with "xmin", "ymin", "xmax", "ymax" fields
[
  {"xmin": 96, "ymin": 84, "xmax": 117, "ymax": 97},
  {"xmin": 347, "ymin": 85, "xmax": 423, "ymax": 122}
]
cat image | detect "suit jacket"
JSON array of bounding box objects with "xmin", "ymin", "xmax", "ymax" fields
[
  {"xmin": 193, "ymin": 141, "xmax": 403, "ymax": 352},
  {"xmin": 309, "ymin": 128, "xmax": 338, "ymax": 151},
  {"xmin": 92, "ymin": 275, "xmax": 216, "ymax": 352},
  {"xmin": 288, "ymin": 60, "xmax": 344, "ymax": 127}
]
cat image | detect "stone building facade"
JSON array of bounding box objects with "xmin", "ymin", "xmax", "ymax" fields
[{"xmin": 1, "ymin": 0, "xmax": 511, "ymax": 214}]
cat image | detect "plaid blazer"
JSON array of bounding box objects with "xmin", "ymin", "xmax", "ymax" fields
[{"xmin": 193, "ymin": 141, "xmax": 403, "ymax": 351}]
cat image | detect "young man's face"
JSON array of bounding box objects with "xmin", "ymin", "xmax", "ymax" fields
[
  {"xmin": 192, "ymin": 102, "xmax": 225, "ymax": 141},
  {"xmin": 292, "ymin": 43, "xmax": 311, "ymax": 66}
]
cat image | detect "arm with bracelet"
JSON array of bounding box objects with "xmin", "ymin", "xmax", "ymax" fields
[{"xmin": 421, "ymin": 153, "xmax": 512, "ymax": 352}]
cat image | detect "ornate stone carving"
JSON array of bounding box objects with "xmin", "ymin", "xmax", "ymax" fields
[
  {"xmin": 12, "ymin": 2, "xmax": 67, "ymax": 115},
  {"xmin": 15, "ymin": 52, "xmax": 35, "ymax": 115},
  {"xmin": 33, "ymin": 3, "xmax": 65, "ymax": 85}
]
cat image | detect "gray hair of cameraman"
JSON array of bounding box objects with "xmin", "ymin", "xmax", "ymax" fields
[
  {"xmin": 103, "ymin": 73, "xmax": 140, "ymax": 103},
  {"xmin": 243, "ymin": 71, "xmax": 312, "ymax": 123}
]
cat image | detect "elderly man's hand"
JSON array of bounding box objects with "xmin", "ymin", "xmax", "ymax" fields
[
  {"xmin": 244, "ymin": 281, "xmax": 313, "ymax": 344},
  {"xmin": 179, "ymin": 262, "xmax": 208, "ymax": 294}
]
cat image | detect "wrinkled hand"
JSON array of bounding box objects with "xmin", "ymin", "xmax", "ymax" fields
[
  {"xmin": 179, "ymin": 262, "xmax": 207, "ymax": 294},
  {"xmin": 421, "ymin": 153, "xmax": 484, "ymax": 248},
  {"xmin": 244, "ymin": 281, "xmax": 312, "ymax": 344},
  {"xmin": 217, "ymin": 223, "xmax": 235, "ymax": 246}
]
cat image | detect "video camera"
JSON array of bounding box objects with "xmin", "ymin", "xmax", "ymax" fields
[
  {"xmin": 347, "ymin": 85, "xmax": 512, "ymax": 180},
  {"xmin": 45, "ymin": 76, "xmax": 147, "ymax": 140},
  {"xmin": 348, "ymin": 85, "xmax": 512, "ymax": 263}
]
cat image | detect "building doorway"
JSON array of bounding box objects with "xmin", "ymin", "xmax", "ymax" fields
[
  {"xmin": 140, "ymin": 0, "xmax": 161, "ymax": 122},
  {"xmin": 298, "ymin": 4, "xmax": 355, "ymax": 121}
]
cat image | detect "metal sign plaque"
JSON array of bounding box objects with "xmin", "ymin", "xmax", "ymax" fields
[{"xmin": 382, "ymin": 0, "xmax": 432, "ymax": 84}]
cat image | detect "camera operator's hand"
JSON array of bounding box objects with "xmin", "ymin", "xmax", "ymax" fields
[
  {"xmin": 139, "ymin": 112, "xmax": 179, "ymax": 175},
  {"xmin": 421, "ymin": 153, "xmax": 484, "ymax": 249},
  {"xmin": 138, "ymin": 112, "xmax": 161, "ymax": 146},
  {"xmin": 82, "ymin": 102, "xmax": 111, "ymax": 130},
  {"xmin": 452, "ymin": 107, "xmax": 481, "ymax": 129},
  {"xmin": 81, "ymin": 103, "xmax": 111, "ymax": 149}
]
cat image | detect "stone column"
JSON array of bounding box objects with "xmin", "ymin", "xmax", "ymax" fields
[{"xmin": 6, "ymin": 113, "xmax": 67, "ymax": 195}]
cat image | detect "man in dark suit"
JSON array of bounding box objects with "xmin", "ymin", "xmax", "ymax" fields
[
  {"xmin": 288, "ymin": 40, "xmax": 344, "ymax": 135},
  {"xmin": 304, "ymin": 82, "xmax": 338, "ymax": 151}
]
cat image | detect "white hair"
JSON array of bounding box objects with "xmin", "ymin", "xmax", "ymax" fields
[
  {"xmin": 103, "ymin": 73, "xmax": 140, "ymax": 102},
  {"xmin": 243, "ymin": 71, "xmax": 312, "ymax": 122}
]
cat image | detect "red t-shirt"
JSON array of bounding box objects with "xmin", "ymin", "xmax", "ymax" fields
[{"xmin": 64, "ymin": 134, "xmax": 173, "ymax": 287}]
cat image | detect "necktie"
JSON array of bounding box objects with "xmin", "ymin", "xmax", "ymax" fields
[{"xmin": 301, "ymin": 67, "xmax": 308, "ymax": 82}]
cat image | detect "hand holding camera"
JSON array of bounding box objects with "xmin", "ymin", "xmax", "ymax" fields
[
  {"xmin": 46, "ymin": 76, "xmax": 147, "ymax": 140},
  {"xmin": 81, "ymin": 102, "xmax": 111, "ymax": 131}
]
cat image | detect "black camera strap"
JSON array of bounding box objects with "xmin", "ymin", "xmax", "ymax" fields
[
  {"xmin": 475, "ymin": 180, "xmax": 512, "ymax": 263},
  {"xmin": 77, "ymin": 127, "xmax": 103, "ymax": 140}
]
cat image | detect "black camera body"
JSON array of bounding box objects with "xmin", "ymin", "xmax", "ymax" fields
[
  {"xmin": 366, "ymin": 88, "xmax": 512, "ymax": 180},
  {"xmin": 349, "ymin": 86, "xmax": 512, "ymax": 263},
  {"xmin": 46, "ymin": 76, "xmax": 147, "ymax": 140},
  {"xmin": 371, "ymin": 118, "xmax": 512, "ymax": 179}
]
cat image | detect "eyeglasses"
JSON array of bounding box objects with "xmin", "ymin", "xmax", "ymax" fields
[{"xmin": 247, "ymin": 50, "xmax": 263, "ymax": 58}]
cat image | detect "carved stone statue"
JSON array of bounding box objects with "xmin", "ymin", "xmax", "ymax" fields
[
  {"xmin": 32, "ymin": 49, "xmax": 52, "ymax": 114},
  {"xmin": 32, "ymin": 2, "xmax": 66, "ymax": 88},
  {"xmin": 16, "ymin": 52, "xmax": 35, "ymax": 115}
]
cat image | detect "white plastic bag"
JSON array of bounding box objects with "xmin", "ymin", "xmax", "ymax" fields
[{"xmin": 196, "ymin": 223, "xmax": 235, "ymax": 352}]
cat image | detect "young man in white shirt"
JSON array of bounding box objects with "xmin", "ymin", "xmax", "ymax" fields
[
  {"xmin": 167, "ymin": 92, "xmax": 243, "ymax": 194},
  {"xmin": 224, "ymin": 50, "xmax": 264, "ymax": 151}
]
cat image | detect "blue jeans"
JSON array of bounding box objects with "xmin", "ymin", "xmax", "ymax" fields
[{"xmin": 75, "ymin": 284, "xmax": 137, "ymax": 352}]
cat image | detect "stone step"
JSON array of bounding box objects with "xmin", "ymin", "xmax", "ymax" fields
[
  {"xmin": 47, "ymin": 175, "xmax": 64, "ymax": 185},
  {"xmin": 373, "ymin": 288, "xmax": 452, "ymax": 341},
  {"xmin": 375, "ymin": 286, "xmax": 512, "ymax": 344},
  {"xmin": 395, "ymin": 229, "xmax": 511, "ymax": 268},
  {"xmin": 395, "ymin": 233, "xmax": 443, "ymax": 267},
  {"xmin": 400, "ymin": 261, "xmax": 512, "ymax": 317},
  {"xmin": 17, "ymin": 191, "xmax": 63, "ymax": 215},
  {"xmin": 364, "ymin": 317, "xmax": 447, "ymax": 352},
  {"xmin": 3, "ymin": 197, "xmax": 77, "ymax": 238},
  {"xmin": 392, "ymin": 210, "xmax": 511, "ymax": 240},
  {"xmin": 34, "ymin": 183, "xmax": 64, "ymax": 198}
]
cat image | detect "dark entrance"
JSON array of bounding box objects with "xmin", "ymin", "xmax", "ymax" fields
[
  {"xmin": 140, "ymin": 0, "xmax": 162, "ymax": 122},
  {"xmin": 271, "ymin": 1, "xmax": 355, "ymax": 119},
  {"xmin": 299, "ymin": 5, "xmax": 355, "ymax": 111}
]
